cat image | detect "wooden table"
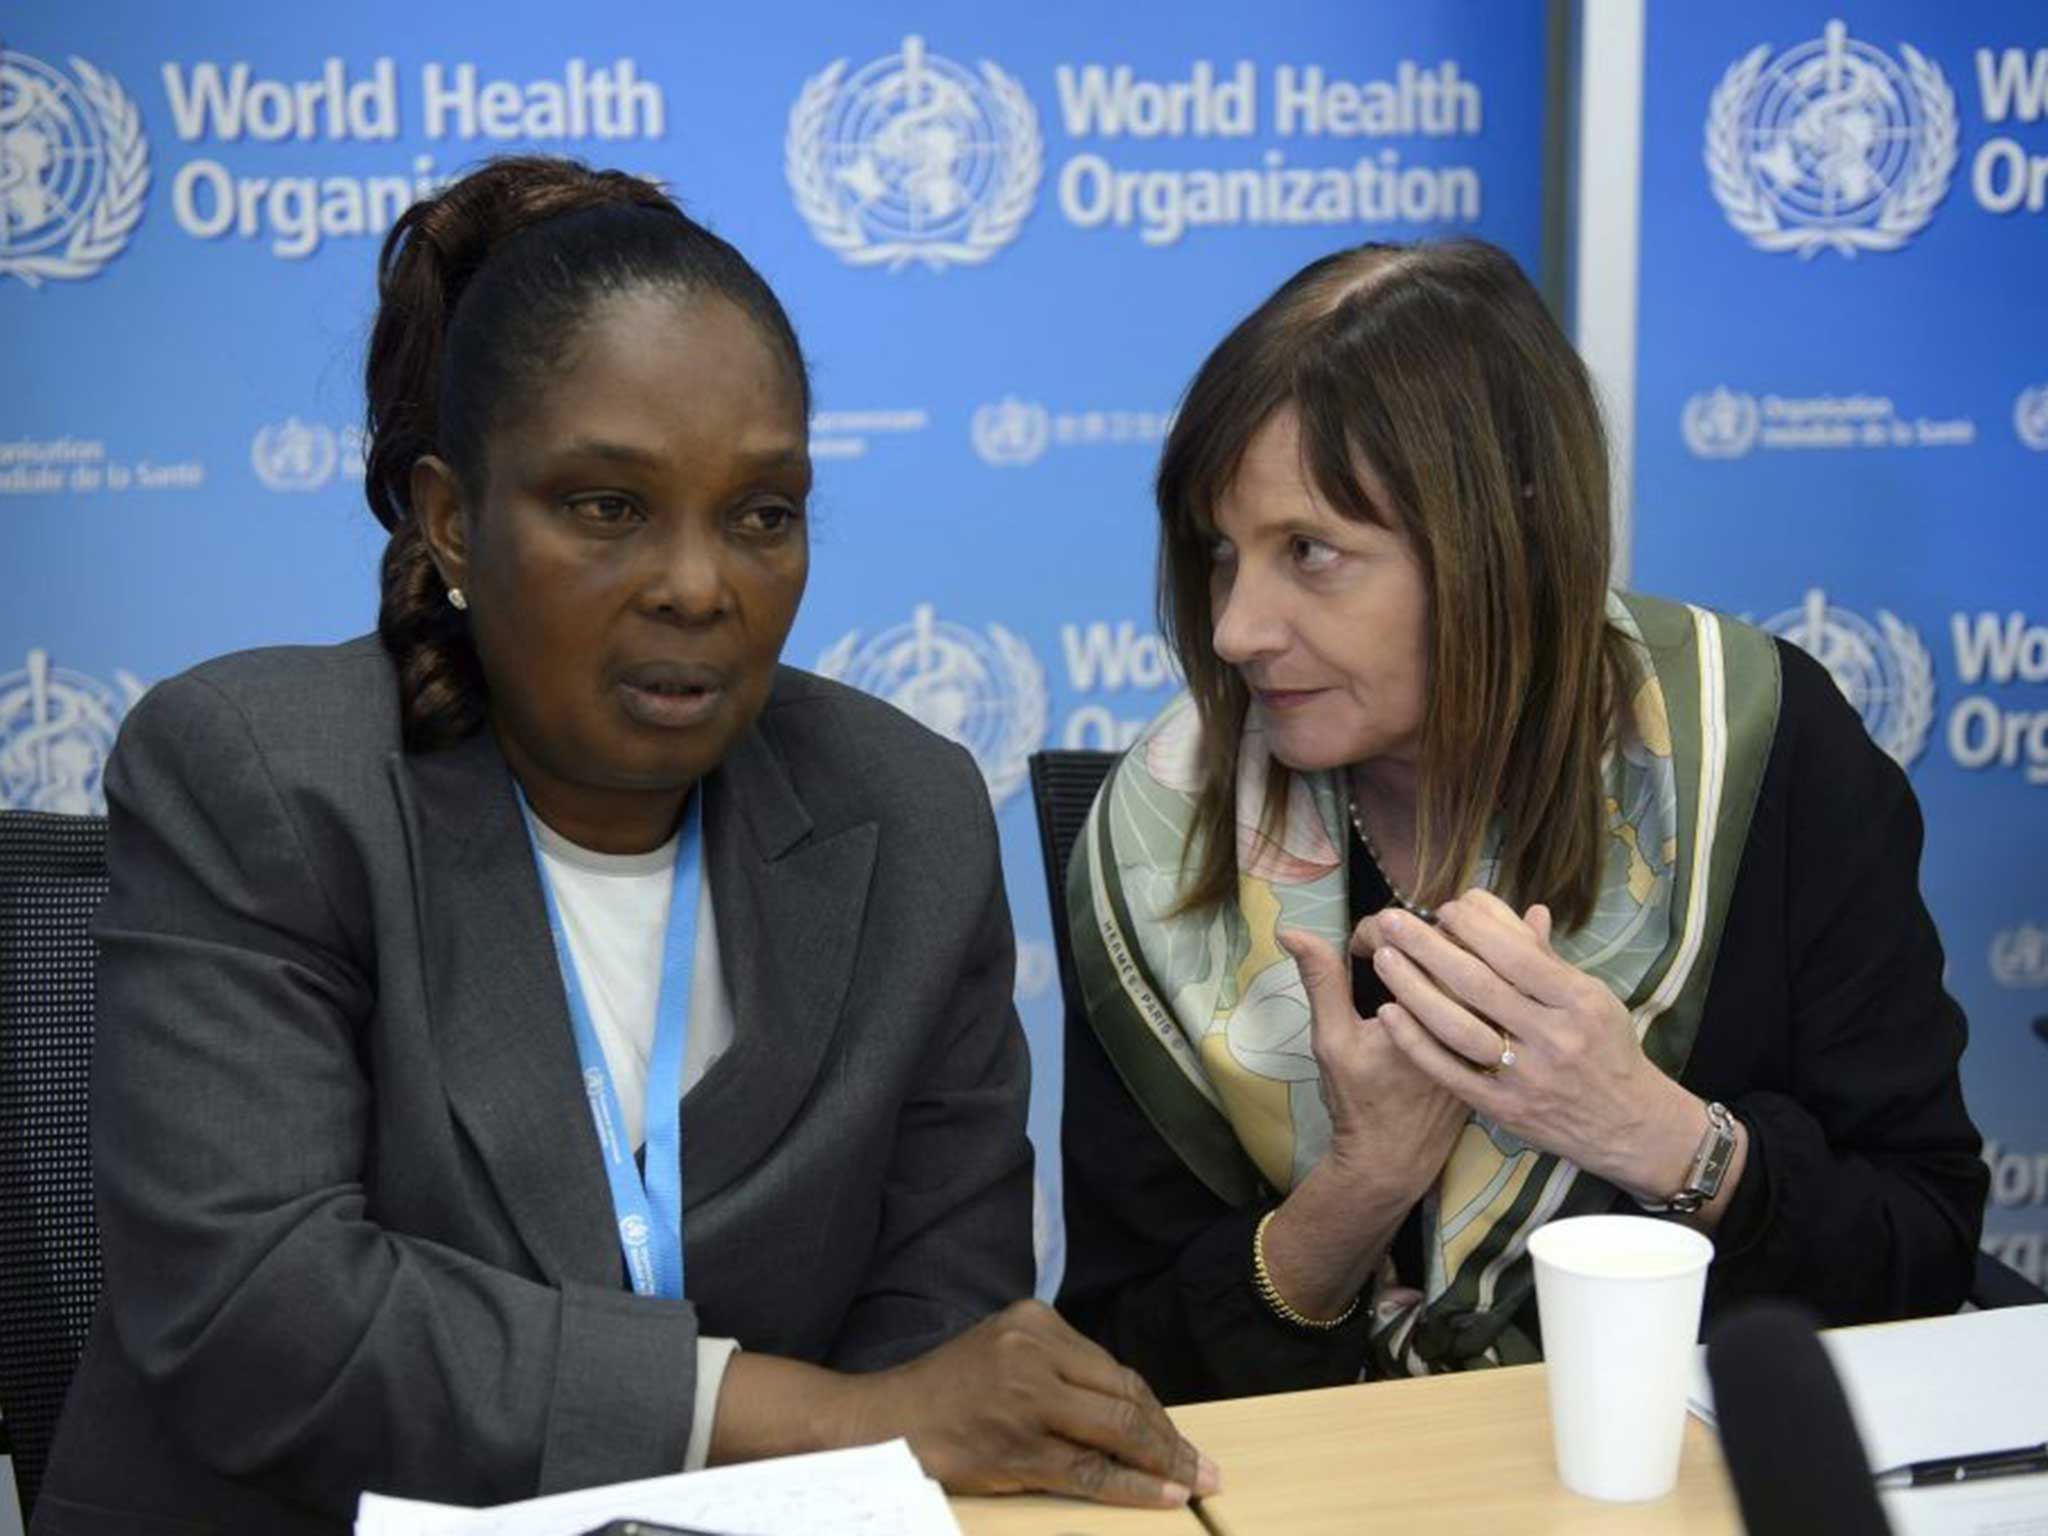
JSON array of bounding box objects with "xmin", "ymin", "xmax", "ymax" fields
[
  {"xmin": 952, "ymin": 1362, "xmax": 1738, "ymax": 1535},
  {"xmin": 951, "ymin": 1490, "xmax": 1205, "ymax": 1535},
  {"xmin": 1172, "ymin": 1363, "xmax": 1738, "ymax": 1535}
]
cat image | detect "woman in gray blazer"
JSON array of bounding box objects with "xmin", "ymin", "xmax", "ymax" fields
[{"xmin": 33, "ymin": 158, "xmax": 1213, "ymax": 1533}]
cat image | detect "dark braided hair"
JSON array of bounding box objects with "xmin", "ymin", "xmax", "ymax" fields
[{"xmin": 364, "ymin": 156, "xmax": 809, "ymax": 751}]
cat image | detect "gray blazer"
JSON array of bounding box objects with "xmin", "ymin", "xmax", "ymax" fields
[{"xmin": 34, "ymin": 637, "xmax": 1033, "ymax": 1534}]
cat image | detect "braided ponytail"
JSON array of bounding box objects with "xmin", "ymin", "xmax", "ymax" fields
[{"xmin": 363, "ymin": 156, "xmax": 803, "ymax": 751}]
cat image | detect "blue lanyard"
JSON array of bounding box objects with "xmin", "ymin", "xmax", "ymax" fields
[{"xmin": 520, "ymin": 790, "xmax": 701, "ymax": 1300}]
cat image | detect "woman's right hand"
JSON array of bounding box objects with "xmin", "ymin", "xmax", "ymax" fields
[
  {"xmin": 847, "ymin": 1300, "xmax": 1217, "ymax": 1507},
  {"xmin": 1278, "ymin": 926, "xmax": 1469, "ymax": 1195}
]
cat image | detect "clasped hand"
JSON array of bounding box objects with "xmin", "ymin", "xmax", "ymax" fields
[
  {"xmin": 1329, "ymin": 889, "xmax": 1694, "ymax": 1195},
  {"xmin": 1275, "ymin": 929, "xmax": 1467, "ymax": 1198}
]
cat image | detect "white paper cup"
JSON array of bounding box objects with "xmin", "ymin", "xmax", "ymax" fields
[{"xmin": 1528, "ymin": 1214, "xmax": 1714, "ymax": 1502}]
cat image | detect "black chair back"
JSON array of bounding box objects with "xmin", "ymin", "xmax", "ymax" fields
[
  {"xmin": 1025, "ymin": 750, "xmax": 1118, "ymax": 1026},
  {"xmin": 0, "ymin": 810, "xmax": 109, "ymax": 1518},
  {"xmin": 1973, "ymin": 1249, "xmax": 2048, "ymax": 1309}
]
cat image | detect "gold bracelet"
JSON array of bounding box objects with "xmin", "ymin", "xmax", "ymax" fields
[{"xmin": 1252, "ymin": 1209, "xmax": 1361, "ymax": 1330}]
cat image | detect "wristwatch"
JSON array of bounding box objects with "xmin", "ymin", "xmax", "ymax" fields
[{"xmin": 1637, "ymin": 1100, "xmax": 1738, "ymax": 1215}]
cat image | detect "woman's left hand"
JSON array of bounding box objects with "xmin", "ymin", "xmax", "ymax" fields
[{"xmin": 1360, "ymin": 889, "xmax": 1702, "ymax": 1200}]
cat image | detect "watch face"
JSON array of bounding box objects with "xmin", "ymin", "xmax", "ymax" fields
[{"xmin": 1693, "ymin": 1109, "xmax": 1738, "ymax": 1202}]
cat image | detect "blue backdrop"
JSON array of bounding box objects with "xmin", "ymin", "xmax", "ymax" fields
[
  {"xmin": 17, "ymin": 1, "xmax": 2040, "ymax": 1300},
  {"xmin": 1632, "ymin": 3, "xmax": 2048, "ymax": 1287},
  {"xmin": 3, "ymin": 2, "xmax": 1552, "ymax": 1289}
]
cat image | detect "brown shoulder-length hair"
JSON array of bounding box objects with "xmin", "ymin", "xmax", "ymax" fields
[{"xmin": 1156, "ymin": 239, "xmax": 1630, "ymax": 932}]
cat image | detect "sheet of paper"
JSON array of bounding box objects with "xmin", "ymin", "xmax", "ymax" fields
[
  {"xmin": 1687, "ymin": 1304, "xmax": 2048, "ymax": 1474},
  {"xmin": 1881, "ymin": 1477, "xmax": 2048, "ymax": 1536},
  {"xmin": 354, "ymin": 1438, "xmax": 960, "ymax": 1536}
]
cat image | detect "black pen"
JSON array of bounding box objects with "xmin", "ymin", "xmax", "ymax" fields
[{"xmin": 1874, "ymin": 1441, "xmax": 2048, "ymax": 1490}]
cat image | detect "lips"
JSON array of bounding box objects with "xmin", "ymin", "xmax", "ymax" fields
[
  {"xmin": 1252, "ymin": 685, "xmax": 1328, "ymax": 712},
  {"xmin": 616, "ymin": 659, "xmax": 729, "ymax": 729}
]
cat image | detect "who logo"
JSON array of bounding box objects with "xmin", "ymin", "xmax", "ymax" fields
[
  {"xmin": 1681, "ymin": 387, "xmax": 1760, "ymax": 459},
  {"xmin": 2014, "ymin": 385, "xmax": 2048, "ymax": 452},
  {"xmin": 972, "ymin": 397, "xmax": 1050, "ymax": 467},
  {"xmin": 0, "ymin": 647, "xmax": 148, "ymax": 814},
  {"xmin": 1991, "ymin": 923, "xmax": 2048, "ymax": 990},
  {"xmin": 817, "ymin": 603, "xmax": 1047, "ymax": 806},
  {"xmin": 0, "ymin": 49, "xmax": 148, "ymax": 286},
  {"xmin": 1706, "ymin": 20, "xmax": 1955, "ymax": 258},
  {"xmin": 786, "ymin": 35, "xmax": 1041, "ymax": 273},
  {"xmin": 251, "ymin": 417, "xmax": 364, "ymax": 492},
  {"xmin": 1759, "ymin": 589, "xmax": 1933, "ymax": 768}
]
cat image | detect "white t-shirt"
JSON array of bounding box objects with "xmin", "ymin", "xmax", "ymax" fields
[{"xmin": 528, "ymin": 810, "xmax": 739, "ymax": 1472}]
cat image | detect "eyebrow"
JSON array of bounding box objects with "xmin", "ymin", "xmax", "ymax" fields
[
  {"xmin": 552, "ymin": 439, "xmax": 664, "ymax": 469},
  {"xmin": 549, "ymin": 439, "xmax": 811, "ymax": 472},
  {"xmin": 735, "ymin": 444, "xmax": 811, "ymax": 472}
]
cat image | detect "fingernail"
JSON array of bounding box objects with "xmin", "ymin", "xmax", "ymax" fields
[
  {"xmin": 1161, "ymin": 1481, "xmax": 1192, "ymax": 1505},
  {"xmin": 1373, "ymin": 946, "xmax": 1395, "ymax": 971},
  {"xmin": 1196, "ymin": 1453, "xmax": 1222, "ymax": 1494}
]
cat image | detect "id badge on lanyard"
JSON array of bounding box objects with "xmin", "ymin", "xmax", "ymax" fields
[{"xmin": 522, "ymin": 790, "xmax": 701, "ymax": 1299}]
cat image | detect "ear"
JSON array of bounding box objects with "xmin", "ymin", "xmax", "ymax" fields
[{"xmin": 411, "ymin": 456, "xmax": 470, "ymax": 593}]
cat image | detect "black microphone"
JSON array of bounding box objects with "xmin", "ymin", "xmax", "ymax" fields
[{"xmin": 1706, "ymin": 1303, "xmax": 1892, "ymax": 1536}]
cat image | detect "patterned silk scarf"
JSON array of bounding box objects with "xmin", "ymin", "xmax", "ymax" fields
[{"xmin": 1068, "ymin": 593, "xmax": 1780, "ymax": 1374}]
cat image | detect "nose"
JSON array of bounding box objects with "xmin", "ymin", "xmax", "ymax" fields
[
  {"xmin": 1211, "ymin": 560, "xmax": 1286, "ymax": 667},
  {"xmin": 640, "ymin": 516, "xmax": 730, "ymax": 625}
]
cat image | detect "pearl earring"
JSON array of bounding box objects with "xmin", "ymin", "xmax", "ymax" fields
[{"xmin": 447, "ymin": 587, "xmax": 468, "ymax": 611}]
